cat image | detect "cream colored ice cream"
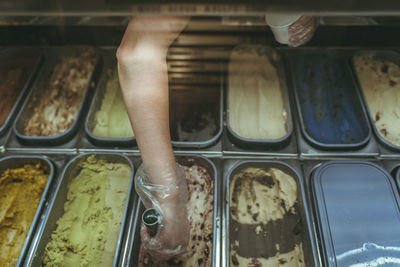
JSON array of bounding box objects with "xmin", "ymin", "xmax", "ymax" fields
[
  {"xmin": 228, "ymin": 45, "xmax": 288, "ymax": 140},
  {"xmin": 0, "ymin": 163, "xmax": 49, "ymax": 267},
  {"xmin": 229, "ymin": 167, "xmax": 305, "ymax": 267},
  {"xmin": 353, "ymin": 53, "xmax": 400, "ymax": 147},
  {"xmin": 92, "ymin": 68, "xmax": 134, "ymax": 138},
  {"xmin": 139, "ymin": 163, "xmax": 214, "ymax": 267},
  {"xmin": 43, "ymin": 155, "xmax": 131, "ymax": 266}
]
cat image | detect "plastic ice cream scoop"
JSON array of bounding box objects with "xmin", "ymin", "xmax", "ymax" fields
[
  {"xmin": 142, "ymin": 208, "xmax": 162, "ymax": 237},
  {"xmin": 265, "ymin": 12, "xmax": 301, "ymax": 44}
]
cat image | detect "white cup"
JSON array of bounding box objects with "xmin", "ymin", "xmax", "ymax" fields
[{"xmin": 265, "ymin": 13, "xmax": 301, "ymax": 44}]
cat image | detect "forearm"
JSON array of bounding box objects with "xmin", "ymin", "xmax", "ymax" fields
[{"xmin": 118, "ymin": 55, "xmax": 176, "ymax": 186}]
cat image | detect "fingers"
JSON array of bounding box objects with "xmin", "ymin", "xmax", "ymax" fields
[
  {"xmin": 289, "ymin": 17, "xmax": 318, "ymax": 47},
  {"xmin": 289, "ymin": 16, "xmax": 314, "ymax": 33}
]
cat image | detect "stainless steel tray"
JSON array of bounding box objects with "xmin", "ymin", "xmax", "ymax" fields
[
  {"xmin": 12, "ymin": 46, "xmax": 103, "ymax": 146},
  {"xmin": 170, "ymin": 83, "xmax": 223, "ymax": 148},
  {"xmin": 309, "ymin": 160, "xmax": 400, "ymax": 267},
  {"xmin": 0, "ymin": 47, "xmax": 43, "ymax": 137},
  {"xmin": 85, "ymin": 50, "xmax": 136, "ymax": 147},
  {"xmin": 24, "ymin": 153, "xmax": 135, "ymax": 267},
  {"xmin": 120, "ymin": 155, "xmax": 221, "ymax": 267},
  {"xmin": 222, "ymin": 159, "xmax": 320, "ymax": 267},
  {"xmin": 350, "ymin": 49, "xmax": 400, "ymax": 158},
  {"xmin": 282, "ymin": 47, "xmax": 379, "ymax": 158},
  {"xmin": 0, "ymin": 155, "xmax": 55, "ymax": 267},
  {"xmin": 226, "ymin": 46, "xmax": 294, "ymax": 150}
]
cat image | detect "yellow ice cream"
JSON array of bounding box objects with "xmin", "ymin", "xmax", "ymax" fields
[
  {"xmin": 92, "ymin": 68, "xmax": 134, "ymax": 139},
  {"xmin": 228, "ymin": 45, "xmax": 288, "ymax": 140},
  {"xmin": 43, "ymin": 155, "xmax": 131, "ymax": 266},
  {"xmin": 0, "ymin": 163, "xmax": 49, "ymax": 267},
  {"xmin": 229, "ymin": 167, "xmax": 305, "ymax": 267},
  {"xmin": 353, "ymin": 53, "xmax": 400, "ymax": 147}
]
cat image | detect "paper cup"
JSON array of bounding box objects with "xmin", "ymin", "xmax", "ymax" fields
[{"xmin": 265, "ymin": 13, "xmax": 301, "ymax": 44}]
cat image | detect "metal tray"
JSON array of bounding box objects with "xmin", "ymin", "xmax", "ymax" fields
[
  {"xmin": 0, "ymin": 47, "xmax": 43, "ymax": 138},
  {"xmin": 0, "ymin": 129, "xmax": 10, "ymax": 150},
  {"xmin": 281, "ymin": 48, "xmax": 379, "ymax": 158},
  {"xmin": 311, "ymin": 161, "xmax": 400, "ymax": 267},
  {"xmin": 223, "ymin": 159, "xmax": 319, "ymax": 267},
  {"xmin": 13, "ymin": 46, "xmax": 103, "ymax": 146},
  {"xmin": 121, "ymin": 155, "xmax": 221, "ymax": 267},
  {"xmin": 222, "ymin": 128, "xmax": 298, "ymax": 157},
  {"xmin": 0, "ymin": 155, "xmax": 55, "ymax": 267},
  {"xmin": 24, "ymin": 153, "xmax": 136, "ymax": 267},
  {"xmin": 85, "ymin": 51, "xmax": 136, "ymax": 147},
  {"xmin": 350, "ymin": 50, "xmax": 400, "ymax": 155},
  {"xmin": 286, "ymin": 48, "xmax": 372, "ymax": 150},
  {"xmin": 170, "ymin": 82, "xmax": 223, "ymax": 148},
  {"xmin": 167, "ymin": 47, "xmax": 232, "ymax": 61},
  {"xmin": 226, "ymin": 46, "xmax": 294, "ymax": 150}
]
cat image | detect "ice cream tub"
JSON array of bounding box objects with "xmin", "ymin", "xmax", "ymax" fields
[
  {"xmin": 226, "ymin": 45, "xmax": 294, "ymax": 149},
  {"xmin": 225, "ymin": 160, "xmax": 318, "ymax": 267},
  {"xmin": 0, "ymin": 155, "xmax": 54, "ymax": 267},
  {"xmin": 170, "ymin": 84, "xmax": 223, "ymax": 148},
  {"xmin": 13, "ymin": 47, "xmax": 102, "ymax": 146},
  {"xmin": 350, "ymin": 50, "xmax": 400, "ymax": 152},
  {"xmin": 24, "ymin": 153, "xmax": 135, "ymax": 267},
  {"xmin": 123, "ymin": 156, "xmax": 220, "ymax": 267},
  {"xmin": 0, "ymin": 47, "xmax": 43, "ymax": 137},
  {"xmin": 85, "ymin": 53, "xmax": 136, "ymax": 147},
  {"xmin": 311, "ymin": 161, "xmax": 400, "ymax": 267},
  {"xmin": 287, "ymin": 49, "xmax": 371, "ymax": 150}
]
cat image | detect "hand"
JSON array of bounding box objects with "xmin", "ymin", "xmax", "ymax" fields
[
  {"xmin": 135, "ymin": 163, "xmax": 190, "ymax": 260},
  {"xmin": 140, "ymin": 195, "xmax": 190, "ymax": 260},
  {"xmin": 288, "ymin": 16, "xmax": 318, "ymax": 47}
]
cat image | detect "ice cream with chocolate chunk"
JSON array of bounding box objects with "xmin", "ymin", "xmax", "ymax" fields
[
  {"xmin": 353, "ymin": 53, "xmax": 400, "ymax": 147},
  {"xmin": 138, "ymin": 163, "xmax": 214, "ymax": 267},
  {"xmin": 229, "ymin": 167, "xmax": 305, "ymax": 267},
  {"xmin": 23, "ymin": 49, "xmax": 96, "ymax": 136}
]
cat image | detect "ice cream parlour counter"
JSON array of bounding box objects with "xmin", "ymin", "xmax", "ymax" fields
[
  {"xmin": 1, "ymin": 46, "xmax": 400, "ymax": 158},
  {"xmin": 2, "ymin": 153, "xmax": 400, "ymax": 266}
]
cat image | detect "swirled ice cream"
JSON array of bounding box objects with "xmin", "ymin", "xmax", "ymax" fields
[
  {"xmin": 353, "ymin": 53, "xmax": 400, "ymax": 147},
  {"xmin": 229, "ymin": 167, "xmax": 305, "ymax": 267}
]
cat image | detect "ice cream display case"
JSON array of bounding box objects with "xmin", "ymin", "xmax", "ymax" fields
[{"xmin": 1, "ymin": 1, "xmax": 400, "ymax": 266}]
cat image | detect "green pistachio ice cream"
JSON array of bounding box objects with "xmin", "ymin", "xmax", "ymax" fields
[
  {"xmin": 92, "ymin": 68, "xmax": 134, "ymax": 139},
  {"xmin": 43, "ymin": 155, "xmax": 131, "ymax": 267}
]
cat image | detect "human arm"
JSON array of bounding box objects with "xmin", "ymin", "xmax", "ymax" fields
[{"xmin": 116, "ymin": 16, "xmax": 190, "ymax": 259}]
